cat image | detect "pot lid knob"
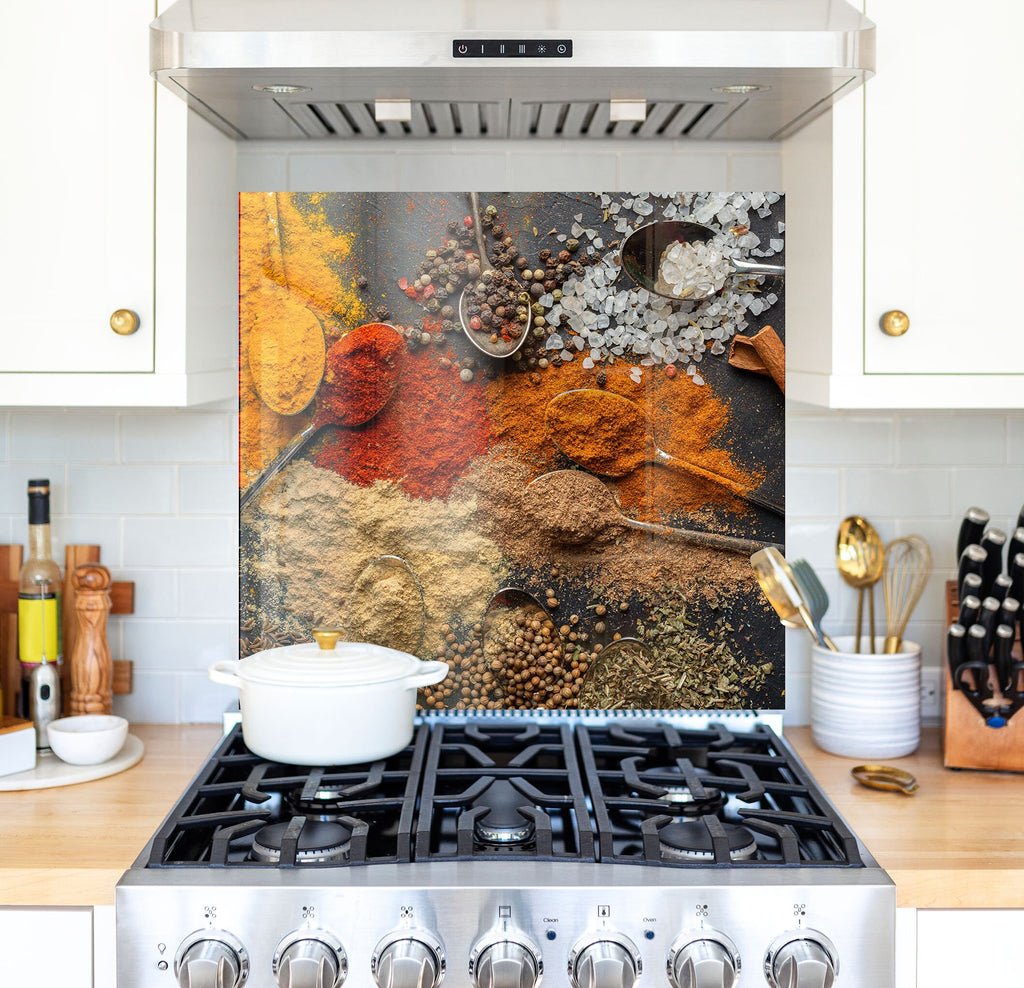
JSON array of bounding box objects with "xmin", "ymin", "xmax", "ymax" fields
[{"xmin": 311, "ymin": 628, "xmax": 343, "ymax": 651}]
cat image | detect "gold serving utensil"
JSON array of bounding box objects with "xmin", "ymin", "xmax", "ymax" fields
[
  {"xmin": 836, "ymin": 516, "xmax": 886, "ymax": 653},
  {"xmin": 851, "ymin": 764, "xmax": 919, "ymax": 795}
]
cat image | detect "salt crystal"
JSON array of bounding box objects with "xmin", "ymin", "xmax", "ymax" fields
[
  {"xmin": 630, "ymin": 366, "xmax": 642, "ymax": 383},
  {"xmin": 560, "ymin": 350, "xmax": 574, "ymax": 361},
  {"xmin": 571, "ymin": 222, "xmax": 583, "ymax": 237},
  {"xmin": 693, "ymin": 374, "xmax": 704, "ymax": 386},
  {"xmin": 769, "ymin": 238, "xmax": 784, "ymax": 251},
  {"xmin": 582, "ymin": 357, "xmax": 594, "ymax": 369}
]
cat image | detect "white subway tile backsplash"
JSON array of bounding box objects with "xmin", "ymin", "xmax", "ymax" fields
[
  {"xmin": 68, "ymin": 465, "xmax": 175, "ymax": 515},
  {"xmin": 116, "ymin": 569, "xmax": 180, "ymax": 619},
  {"xmin": 899, "ymin": 414, "xmax": 1006, "ymax": 465},
  {"xmin": 121, "ymin": 413, "xmax": 230, "ymax": 463},
  {"xmin": 236, "ymin": 151, "xmax": 289, "ymax": 190},
  {"xmin": 45, "ymin": 517, "xmax": 124, "ymax": 567},
  {"xmin": 784, "ymin": 468, "xmax": 840, "ymax": 516},
  {"xmin": 0, "ymin": 464, "xmax": 66, "ymax": 513},
  {"xmin": 844, "ymin": 468, "xmax": 951, "ymax": 517},
  {"xmin": 1008, "ymin": 417, "xmax": 1024, "ymax": 464},
  {"xmin": 180, "ymin": 672, "xmax": 239, "ymax": 725},
  {"xmin": 124, "ymin": 517, "xmax": 236, "ymax": 568},
  {"xmin": 506, "ymin": 152, "xmax": 617, "ymax": 190},
  {"xmin": 179, "ymin": 569, "xmax": 238, "ymax": 618},
  {"xmin": 181, "ymin": 466, "xmax": 239, "ymax": 515},
  {"xmin": 10, "ymin": 413, "xmax": 117, "ymax": 462},
  {"xmin": 123, "ymin": 619, "xmax": 236, "ymax": 672},
  {"xmin": 289, "ymin": 152, "xmax": 399, "ymax": 191},
  {"xmin": 728, "ymin": 154, "xmax": 783, "ymax": 190},
  {"xmin": 951, "ymin": 467, "xmax": 1024, "ymax": 520},
  {"xmin": 113, "ymin": 670, "xmax": 180, "ymax": 724},
  {"xmin": 396, "ymin": 153, "xmax": 509, "ymax": 191},
  {"xmin": 784, "ymin": 521, "xmax": 842, "ymax": 569},
  {"xmin": 617, "ymin": 153, "xmax": 728, "ymax": 190},
  {"xmin": 787, "ymin": 415, "xmax": 892, "ymax": 466}
]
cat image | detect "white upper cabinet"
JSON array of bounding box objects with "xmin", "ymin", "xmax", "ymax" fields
[
  {"xmin": 0, "ymin": 0, "xmax": 236, "ymax": 406},
  {"xmin": 784, "ymin": 0, "xmax": 1024, "ymax": 408}
]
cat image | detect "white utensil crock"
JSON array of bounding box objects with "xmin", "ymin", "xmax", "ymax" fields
[{"xmin": 209, "ymin": 637, "xmax": 448, "ymax": 765}]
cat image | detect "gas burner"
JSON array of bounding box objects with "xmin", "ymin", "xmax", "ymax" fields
[
  {"xmin": 251, "ymin": 820, "xmax": 352, "ymax": 864},
  {"xmin": 286, "ymin": 785, "xmax": 354, "ymax": 820},
  {"xmin": 656, "ymin": 785, "xmax": 727, "ymax": 817},
  {"xmin": 658, "ymin": 821, "xmax": 757, "ymax": 863},
  {"xmin": 472, "ymin": 780, "xmax": 536, "ymax": 845}
]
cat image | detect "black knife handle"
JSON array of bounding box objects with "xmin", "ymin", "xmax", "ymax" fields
[
  {"xmin": 990, "ymin": 573, "xmax": 1014, "ymax": 604},
  {"xmin": 957, "ymin": 507, "xmax": 990, "ymax": 562},
  {"xmin": 958, "ymin": 594, "xmax": 982, "ymax": 628},
  {"xmin": 998, "ymin": 596, "xmax": 1020, "ymax": 630},
  {"xmin": 947, "ymin": 623, "xmax": 967, "ymax": 688},
  {"xmin": 980, "ymin": 529, "xmax": 1008, "ymax": 588},
  {"xmin": 960, "ymin": 572, "xmax": 983, "ymax": 603},
  {"xmin": 966, "ymin": 622, "xmax": 992, "ymax": 678},
  {"xmin": 979, "ymin": 596, "xmax": 1002, "ymax": 651},
  {"xmin": 1011, "ymin": 552, "xmax": 1024, "ymax": 606},
  {"xmin": 995, "ymin": 624, "xmax": 1016, "ymax": 695},
  {"xmin": 1017, "ymin": 504, "xmax": 1024, "ymax": 535},
  {"xmin": 1009, "ymin": 527, "xmax": 1024, "ymax": 569},
  {"xmin": 958, "ymin": 545, "xmax": 988, "ymax": 599}
]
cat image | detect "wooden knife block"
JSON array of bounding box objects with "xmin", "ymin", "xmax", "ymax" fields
[
  {"xmin": 0, "ymin": 544, "xmax": 134, "ymax": 718},
  {"xmin": 943, "ymin": 580, "xmax": 1024, "ymax": 771}
]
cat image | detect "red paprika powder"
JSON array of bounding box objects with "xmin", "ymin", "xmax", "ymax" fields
[
  {"xmin": 318, "ymin": 323, "xmax": 405, "ymax": 427},
  {"xmin": 313, "ymin": 349, "xmax": 493, "ymax": 500}
]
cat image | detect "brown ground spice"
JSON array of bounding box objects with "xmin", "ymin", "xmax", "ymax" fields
[{"xmin": 484, "ymin": 362, "xmax": 762, "ymax": 521}]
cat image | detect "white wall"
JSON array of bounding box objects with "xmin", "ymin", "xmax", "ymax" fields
[{"xmin": 2, "ymin": 140, "xmax": 1019, "ymax": 723}]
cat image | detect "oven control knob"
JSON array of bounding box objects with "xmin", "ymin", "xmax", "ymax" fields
[
  {"xmin": 568, "ymin": 935, "xmax": 642, "ymax": 988},
  {"xmin": 471, "ymin": 937, "xmax": 543, "ymax": 988},
  {"xmin": 372, "ymin": 931, "xmax": 445, "ymax": 988},
  {"xmin": 175, "ymin": 930, "xmax": 249, "ymax": 988},
  {"xmin": 668, "ymin": 932, "xmax": 740, "ymax": 988},
  {"xmin": 764, "ymin": 931, "xmax": 838, "ymax": 988},
  {"xmin": 274, "ymin": 931, "xmax": 347, "ymax": 988}
]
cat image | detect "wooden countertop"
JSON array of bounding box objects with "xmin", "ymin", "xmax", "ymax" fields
[{"xmin": 1, "ymin": 725, "xmax": 1020, "ymax": 909}]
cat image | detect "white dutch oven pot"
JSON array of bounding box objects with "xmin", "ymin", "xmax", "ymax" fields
[{"xmin": 209, "ymin": 629, "xmax": 448, "ymax": 765}]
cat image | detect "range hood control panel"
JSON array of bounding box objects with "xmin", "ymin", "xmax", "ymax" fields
[{"xmin": 452, "ymin": 40, "xmax": 573, "ymax": 58}]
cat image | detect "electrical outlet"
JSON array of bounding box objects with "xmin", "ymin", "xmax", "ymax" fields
[{"xmin": 920, "ymin": 667, "xmax": 942, "ymax": 720}]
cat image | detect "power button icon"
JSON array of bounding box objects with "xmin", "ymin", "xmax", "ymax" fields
[{"xmin": 458, "ymin": 44, "xmax": 468, "ymax": 54}]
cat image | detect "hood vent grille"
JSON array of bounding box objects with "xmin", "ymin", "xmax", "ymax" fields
[{"xmin": 280, "ymin": 98, "xmax": 736, "ymax": 140}]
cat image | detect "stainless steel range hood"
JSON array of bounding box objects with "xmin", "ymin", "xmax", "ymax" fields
[{"xmin": 151, "ymin": 0, "xmax": 874, "ymax": 142}]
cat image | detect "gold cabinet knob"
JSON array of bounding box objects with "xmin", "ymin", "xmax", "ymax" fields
[
  {"xmin": 109, "ymin": 309, "xmax": 140, "ymax": 336},
  {"xmin": 880, "ymin": 310, "xmax": 910, "ymax": 337},
  {"xmin": 311, "ymin": 628, "xmax": 343, "ymax": 651}
]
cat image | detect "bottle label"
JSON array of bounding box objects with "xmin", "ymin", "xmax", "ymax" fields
[{"xmin": 18, "ymin": 595, "xmax": 61, "ymax": 666}]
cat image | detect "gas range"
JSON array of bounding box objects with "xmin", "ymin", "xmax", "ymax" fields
[{"xmin": 116, "ymin": 714, "xmax": 894, "ymax": 988}]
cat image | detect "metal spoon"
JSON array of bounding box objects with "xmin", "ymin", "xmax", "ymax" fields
[
  {"xmin": 523, "ymin": 470, "xmax": 782, "ymax": 555},
  {"xmin": 836, "ymin": 516, "xmax": 886, "ymax": 653},
  {"xmin": 750, "ymin": 547, "xmax": 838, "ymax": 650},
  {"xmin": 240, "ymin": 323, "xmax": 404, "ymax": 510},
  {"xmin": 577, "ymin": 636, "xmax": 655, "ymax": 709},
  {"xmin": 458, "ymin": 192, "xmax": 531, "ymax": 359},
  {"xmin": 619, "ymin": 220, "xmax": 785, "ymax": 302},
  {"xmin": 545, "ymin": 389, "xmax": 784, "ymax": 517}
]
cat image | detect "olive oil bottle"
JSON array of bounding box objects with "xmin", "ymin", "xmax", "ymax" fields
[{"xmin": 18, "ymin": 479, "xmax": 62, "ymax": 719}]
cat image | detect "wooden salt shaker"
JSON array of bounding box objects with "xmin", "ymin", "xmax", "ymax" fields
[{"xmin": 69, "ymin": 564, "xmax": 113, "ymax": 715}]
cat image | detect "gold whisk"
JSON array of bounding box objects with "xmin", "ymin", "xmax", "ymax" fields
[{"xmin": 882, "ymin": 535, "xmax": 933, "ymax": 654}]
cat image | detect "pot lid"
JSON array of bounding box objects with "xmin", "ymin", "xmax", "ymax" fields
[{"xmin": 238, "ymin": 633, "xmax": 424, "ymax": 687}]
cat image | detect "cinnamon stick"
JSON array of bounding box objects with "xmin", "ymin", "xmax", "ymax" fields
[{"xmin": 729, "ymin": 325, "xmax": 785, "ymax": 393}]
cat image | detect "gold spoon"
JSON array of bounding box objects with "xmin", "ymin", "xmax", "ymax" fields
[{"xmin": 836, "ymin": 516, "xmax": 886, "ymax": 653}]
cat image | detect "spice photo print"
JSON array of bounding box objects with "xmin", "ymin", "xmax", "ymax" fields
[{"xmin": 238, "ymin": 191, "xmax": 785, "ymax": 712}]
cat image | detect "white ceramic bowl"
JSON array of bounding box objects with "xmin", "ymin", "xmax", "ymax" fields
[{"xmin": 47, "ymin": 715, "xmax": 129, "ymax": 765}]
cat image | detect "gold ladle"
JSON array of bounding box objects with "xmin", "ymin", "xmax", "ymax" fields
[
  {"xmin": 750, "ymin": 547, "xmax": 839, "ymax": 651},
  {"xmin": 836, "ymin": 516, "xmax": 886, "ymax": 653}
]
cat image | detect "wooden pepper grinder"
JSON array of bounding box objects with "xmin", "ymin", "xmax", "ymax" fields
[{"xmin": 69, "ymin": 564, "xmax": 113, "ymax": 715}]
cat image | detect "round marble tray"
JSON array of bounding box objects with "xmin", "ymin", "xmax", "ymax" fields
[{"xmin": 0, "ymin": 733, "xmax": 144, "ymax": 791}]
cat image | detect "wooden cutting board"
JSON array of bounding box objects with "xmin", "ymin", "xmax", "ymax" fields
[{"xmin": 0, "ymin": 733, "xmax": 143, "ymax": 791}]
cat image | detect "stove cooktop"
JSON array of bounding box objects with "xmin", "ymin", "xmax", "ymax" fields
[{"xmin": 142, "ymin": 719, "xmax": 864, "ymax": 871}]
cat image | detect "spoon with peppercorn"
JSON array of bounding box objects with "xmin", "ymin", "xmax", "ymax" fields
[
  {"xmin": 458, "ymin": 192, "xmax": 532, "ymax": 359},
  {"xmin": 523, "ymin": 470, "xmax": 783, "ymax": 555},
  {"xmin": 240, "ymin": 322, "xmax": 405, "ymax": 510}
]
